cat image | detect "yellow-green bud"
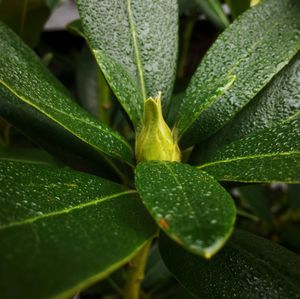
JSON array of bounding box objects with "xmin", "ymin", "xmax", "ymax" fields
[{"xmin": 135, "ymin": 93, "xmax": 181, "ymax": 162}]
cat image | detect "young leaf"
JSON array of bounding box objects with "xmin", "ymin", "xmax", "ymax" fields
[
  {"xmin": 198, "ymin": 119, "xmax": 300, "ymax": 183},
  {"xmin": 135, "ymin": 161, "xmax": 236, "ymax": 258},
  {"xmin": 0, "ymin": 22, "xmax": 133, "ymax": 165},
  {"xmin": 175, "ymin": 0, "xmax": 300, "ymax": 147},
  {"xmin": 192, "ymin": 53, "xmax": 300, "ymax": 164},
  {"xmin": 159, "ymin": 229, "xmax": 300, "ymax": 299},
  {"xmin": 0, "ymin": 160, "xmax": 157, "ymax": 299},
  {"xmin": 195, "ymin": 0, "xmax": 229, "ymax": 29},
  {"xmin": 0, "ymin": 0, "xmax": 50, "ymax": 47},
  {"xmin": 76, "ymin": 0, "xmax": 178, "ymax": 127}
]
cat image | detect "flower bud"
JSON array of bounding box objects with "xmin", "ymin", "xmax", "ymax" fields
[{"xmin": 135, "ymin": 93, "xmax": 181, "ymax": 162}]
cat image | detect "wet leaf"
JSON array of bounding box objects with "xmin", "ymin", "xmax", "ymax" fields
[
  {"xmin": 176, "ymin": 0, "xmax": 300, "ymax": 147},
  {"xmin": 135, "ymin": 161, "xmax": 236, "ymax": 258},
  {"xmin": 0, "ymin": 160, "xmax": 156, "ymax": 299},
  {"xmin": 192, "ymin": 53, "xmax": 300, "ymax": 165},
  {"xmin": 76, "ymin": 0, "xmax": 178, "ymax": 128},
  {"xmin": 159, "ymin": 229, "xmax": 300, "ymax": 299},
  {"xmin": 198, "ymin": 119, "xmax": 300, "ymax": 183},
  {"xmin": 0, "ymin": 22, "xmax": 133, "ymax": 165}
]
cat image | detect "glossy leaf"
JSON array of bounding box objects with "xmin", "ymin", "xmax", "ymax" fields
[
  {"xmin": 0, "ymin": 160, "xmax": 156, "ymax": 299},
  {"xmin": 0, "ymin": 22, "xmax": 133, "ymax": 165},
  {"xmin": 195, "ymin": 0, "xmax": 229, "ymax": 29},
  {"xmin": 192, "ymin": 53, "xmax": 300, "ymax": 164},
  {"xmin": 135, "ymin": 161, "xmax": 236, "ymax": 258},
  {"xmin": 198, "ymin": 119, "xmax": 300, "ymax": 183},
  {"xmin": 76, "ymin": 0, "xmax": 178, "ymax": 127},
  {"xmin": 0, "ymin": 86, "xmax": 128, "ymax": 182},
  {"xmin": 159, "ymin": 229, "xmax": 300, "ymax": 299},
  {"xmin": 175, "ymin": 0, "xmax": 300, "ymax": 147},
  {"xmin": 0, "ymin": 0, "xmax": 50, "ymax": 47}
]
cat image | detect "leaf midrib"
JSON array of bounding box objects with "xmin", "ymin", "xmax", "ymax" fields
[
  {"xmin": 162, "ymin": 162, "xmax": 202, "ymax": 230},
  {"xmin": 199, "ymin": 151, "xmax": 300, "ymax": 169},
  {"xmin": 177, "ymin": 1, "xmax": 298, "ymax": 137},
  {"xmin": 0, "ymin": 82, "xmax": 133, "ymax": 163},
  {"xmin": 126, "ymin": 0, "xmax": 147, "ymax": 101},
  {"xmin": 0, "ymin": 190, "xmax": 136, "ymax": 230}
]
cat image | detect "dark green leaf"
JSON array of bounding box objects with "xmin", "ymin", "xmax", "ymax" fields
[
  {"xmin": 0, "ymin": 22, "xmax": 133, "ymax": 165},
  {"xmin": 46, "ymin": 0, "xmax": 61, "ymax": 10},
  {"xmin": 159, "ymin": 229, "xmax": 300, "ymax": 299},
  {"xmin": 192, "ymin": 53, "xmax": 300, "ymax": 165},
  {"xmin": 225, "ymin": 0, "xmax": 251, "ymax": 18},
  {"xmin": 76, "ymin": 0, "xmax": 178, "ymax": 127},
  {"xmin": 76, "ymin": 45, "xmax": 113, "ymax": 125},
  {"xmin": 136, "ymin": 161, "xmax": 236, "ymax": 258},
  {"xmin": 0, "ymin": 147, "xmax": 64, "ymax": 167},
  {"xmin": 0, "ymin": 0, "xmax": 50, "ymax": 47},
  {"xmin": 0, "ymin": 86, "xmax": 128, "ymax": 182},
  {"xmin": 198, "ymin": 119, "xmax": 300, "ymax": 183},
  {"xmin": 0, "ymin": 160, "xmax": 156, "ymax": 299},
  {"xmin": 175, "ymin": 0, "xmax": 300, "ymax": 147},
  {"xmin": 237, "ymin": 185, "xmax": 272, "ymax": 221},
  {"xmin": 66, "ymin": 19, "xmax": 84, "ymax": 38},
  {"xmin": 195, "ymin": 0, "xmax": 229, "ymax": 29}
]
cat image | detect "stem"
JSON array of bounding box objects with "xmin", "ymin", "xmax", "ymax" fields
[{"xmin": 124, "ymin": 240, "xmax": 152, "ymax": 299}]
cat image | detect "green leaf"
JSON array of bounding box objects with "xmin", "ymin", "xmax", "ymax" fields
[
  {"xmin": 76, "ymin": 0, "xmax": 178, "ymax": 128},
  {"xmin": 0, "ymin": 22, "xmax": 133, "ymax": 165},
  {"xmin": 0, "ymin": 160, "xmax": 156, "ymax": 299},
  {"xmin": 66, "ymin": 19, "xmax": 85, "ymax": 38},
  {"xmin": 76, "ymin": 45, "xmax": 113, "ymax": 124},
  {"xmin": 225, "ymin": 0, "xmax": 251, "ymax": 18},
  {"xmin": 192, "ymin": 53, "xmax": 300, "ymax": 165},
  {"xmin": 0, "ymin": 0, "xmax": 50, "ymax": 47},
  {"xmin": 159, "ymin": 229, "xmax": 300, "ymax": 299},
  {"xmin": 195, "ymin": 0, "xmax": 229, "ymax": 29},
  {"xmin": 0, "ymin": 86, "xmax": 129, "ymax": 182},
  {"xmin": 175, "ymin": 0, "xmax": 300, "ymax": 147},
  {"xmin": 198, "ymin": 119, "xmax": 300, "ymax": 183},
  {"xmin": 237, "ymin": 185, "xmax": 272, "ymax": 221},
  {"xmin": 0, "ymin": 147, "xmax": 64, "ymax": 167},
  {"xmin": 46, "ymin": 0, "xmax": 61, "ymax": 10},
  {"xmin": 135, "ymin": 161, "xmax": 236, "ymax": 258}
]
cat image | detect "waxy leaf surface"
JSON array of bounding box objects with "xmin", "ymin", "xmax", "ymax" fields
[
  {"xmin": 198, "ymin": 119, "xmax": 300, "ymax": 183},
  {"xmin": 159, "ymin": 230, "xmax": 300, "ymax": 299},
  {"xmin": 135, "ymin": 161, "xmax": 236, "ymax": 258},
  {"xmin": 192, "ymin": 53, "xmax": 300, "ymax": 164},
  {"xmin": 176, "ymin": 0, "xmax": 300, "ymax": 147},
  {"xmin": 0, "ymin": 160, "xmax": 156, "ymax": 299},
  {"xmin": 76, "ymin": 0, "xmax": 178, "ymax": 127},
  {"xmin": 0, "ymin": 22, "xmax": 133, "ymax": 165}
]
